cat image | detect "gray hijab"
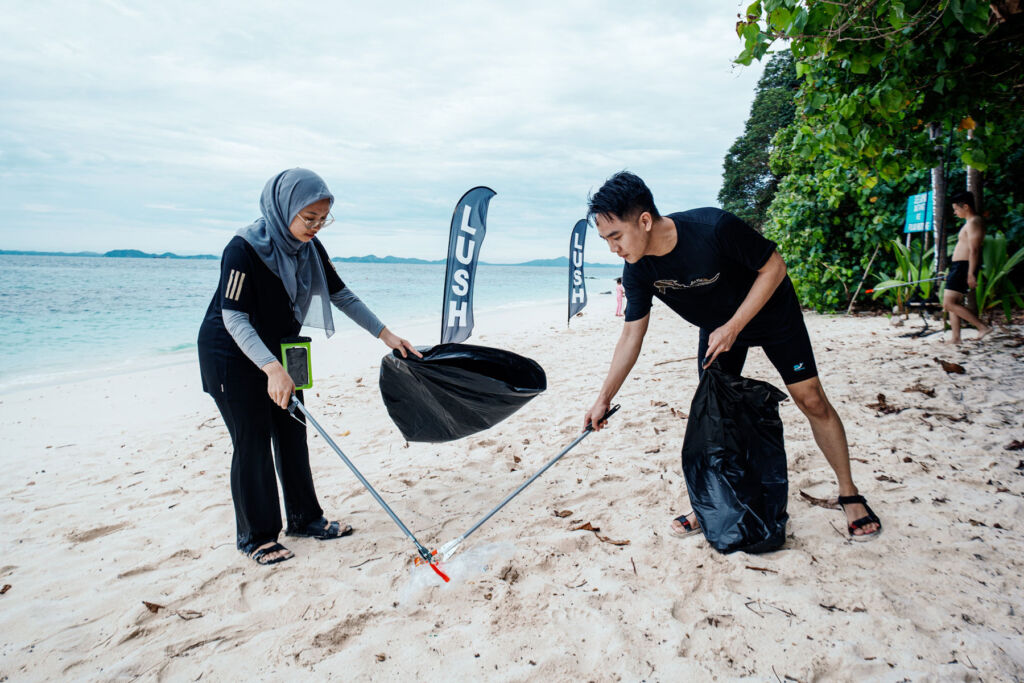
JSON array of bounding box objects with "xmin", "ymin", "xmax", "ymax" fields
[{"xmin": 237, "ymin": 168, "xmax": 336, "ymax": 337}]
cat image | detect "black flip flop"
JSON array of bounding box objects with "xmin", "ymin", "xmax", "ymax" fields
[
  {"xmin": 249, "ymin": 542, "xmax": 293, "ymax": 565},
  {"xmin": 837, "ymin": 495, "xmax": 883, "ymax": 542},
  {"xmin": 286, "ymin": 516, "xmax": 354, "ymax": 541},
  {"xmin": 669, "ymin": 512, "xmax": 701, "ymax": 538}
]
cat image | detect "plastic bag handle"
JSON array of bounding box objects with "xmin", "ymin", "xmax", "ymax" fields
[{"xmin": 586, "ymin": 404, "xmax": 620, "ymax": 432}]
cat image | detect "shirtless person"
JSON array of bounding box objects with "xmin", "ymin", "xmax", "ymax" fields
[
  {"xmin": 582, "ymin": 171, "xmax": 881, "ymax": 541},
  {"xmin": 943, "ymin": 191, "xmax": 991, "ymax": 343}
]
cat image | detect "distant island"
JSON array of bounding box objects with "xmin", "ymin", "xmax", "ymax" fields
[{"xmin": 1, "ymin": 249, "xmax": 618, "ymax": 267}]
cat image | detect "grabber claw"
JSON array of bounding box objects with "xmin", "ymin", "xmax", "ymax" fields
[
  {"xmin": 412, "ymin": 549, "xmax": 438, "ymax": 566},
  {"xmin": 438, "ymin": 538, "xmax": 462, "ymax": 562}
]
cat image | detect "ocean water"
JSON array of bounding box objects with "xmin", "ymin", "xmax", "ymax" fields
[{"xmin": 0, "ymin": 255, "xmax": 620, "ymax": 392}]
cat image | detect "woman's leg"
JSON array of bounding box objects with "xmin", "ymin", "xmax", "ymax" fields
[
  {"xmin": 270, "ymin": 390, "xmax": 325, "ymax": 531},
  {"xmin": 213, "ymin": 393, "xmax": 284, "ymax": 554}
]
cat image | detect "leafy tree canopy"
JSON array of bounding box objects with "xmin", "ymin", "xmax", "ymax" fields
[{"xmin": 718, "ymin": 52, "xmax": 798, "ymax": 230}]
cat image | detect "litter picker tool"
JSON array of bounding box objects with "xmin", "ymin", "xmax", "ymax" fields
[
  {"xmin": 288, "ymin": 396, "xmax": 449, "ymax": 579},
  {"xmin": 435, "ymin": 404, "xmax": 620, "ymax": 562}
]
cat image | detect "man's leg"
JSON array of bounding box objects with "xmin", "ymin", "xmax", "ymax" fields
[
  {"xmin": 786, "ymin": 377, "xmax": 878, "ymax": 536},
  {"xmin": 943, "ymin": 289, "xmax": 990, "ymax": 342}
]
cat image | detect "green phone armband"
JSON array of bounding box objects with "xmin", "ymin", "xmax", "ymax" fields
[{"xmin": 281, "ymin": 336, "xmax": 313, "ymax": 390}]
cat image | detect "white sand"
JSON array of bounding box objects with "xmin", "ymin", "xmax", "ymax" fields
[{"xmin": 2, "ymin": 295, "xmax": 1023, "ymax": 681}]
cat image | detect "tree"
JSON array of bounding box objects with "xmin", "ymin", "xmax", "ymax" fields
[
  {"xmin": 736, "ymin": 0, "xmax": 1024, "ymax": 183},
  {"xmin": 718, "ymin": 52, "xmax": 798, "ymax": 230}
]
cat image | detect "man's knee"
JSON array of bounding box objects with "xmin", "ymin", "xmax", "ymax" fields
[{"xmin": 792, "ymin": 386, "xmax": 831, "ymax": 419}]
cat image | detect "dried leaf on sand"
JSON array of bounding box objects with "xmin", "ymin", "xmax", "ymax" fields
[
  {"xmin": 933, "ymin": 357, "xmax": 966, "ymax": 374},
  {"xmin": 799, "ymin": 490, "xmax": 841, "ymax": 510}
]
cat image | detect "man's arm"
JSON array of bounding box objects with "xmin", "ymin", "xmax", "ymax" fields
[
  {"xmin": 703, "ymin": 250, "xmax": 788, "ymax": 368},
  {"xmin": 967, "ymin": 217, "xmax": 985, "ymax": 289},
  {"xmin": 584, "ymin": 314, "xmax": 650, "ymax": 431}
]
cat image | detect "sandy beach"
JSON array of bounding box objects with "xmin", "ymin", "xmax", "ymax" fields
[{"xmin": 2, "ymin": 294, "xmax": 1023, "ymax": 681}]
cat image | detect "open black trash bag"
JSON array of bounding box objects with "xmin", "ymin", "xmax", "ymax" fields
[
  {"xmin": 379, "ymin": 343, "xmax": 547, "ymax": 443},
  {"xmin": 681, "ymin": 366, "xmax": 789, "ymax": 554}
]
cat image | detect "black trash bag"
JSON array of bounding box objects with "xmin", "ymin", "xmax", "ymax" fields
[
  {"xmin": 379, "ymin": 343, "xmax": 546, "ymax": 443},
  {"xmin": 681, "ymin": 366, "xmax": 789, "ymax": 554}
]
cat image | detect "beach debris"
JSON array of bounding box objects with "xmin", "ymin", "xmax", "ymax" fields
[
  {"xmin": 513, "ymin": 455, "xmax": 521, "ymax": 463},
  {"xmin": 932, "ymin": 497, "xmax": 949, "ymax": 505},
  {"xmin": 644, "ymin": 446, "xmax": 661, "ymax": 454},
  {"xmin": 176, "ymin": 610, "xmax": 203, "ymax": 621},
  {"xmin": 596, "ymin": 535, "xmax": 630, "ymax": 546},
  {"xmin": 933, "ymin": 357, "xmax": 966, "ymax": 374},
  {"xmin": 650, "ymin": 400, "xmax": 668, "ymax": 407},
  {"xmin": 499, "ymin": 564, "xmax": 520, "ymax": 584},
  {"xmin": 819, "ymin": 603, "xmax": 846, "ymax": 613},
  {"xmin": 866, "ymin": 394, "xmax": 903, "ymax": 414},
  {"xmin": 571, "ymin": 522, "xmax": 599, "ymax": 532},
  {"xmin": 799, "ymin": 491, "xmax": 840, "ymax": 510},
  {"xmin": 553, "ymin": 510, "xmax": 572, "ymax": 518},
  {"xmin": 484, "ymin": 593, "xmax": 492, "ymax": 600},
  {"xmin": 1004, "ymin": 440, "xmax": 1024, "ymax": 451},
  {"xmin": 1017, "ymin": 460, "xmax": 1024, "ymax": 470},
  {"xmin": 375, "ymin": 653, "xmax": 386, "ymax": 662},
  {"xmin": 339, "ymin": 430, "xmax": 350, "ymax": 437},
  {"xmin": 745, "ymin": 565, "xmax": 778, "ymax": 574},
  {"xmin": 903, "ymin": 383, "xmax": 936, "ymax": 397},
  {"xmin": 0, "ymin": 584, "xmax": 10, "ymax": 595},
  {"xmin": 875, "ymin": 474, "xmax": 900, "ymax": 483},
  {"xmin": 669, "ymin": 407, "xmax": 688, "ymax": 419},
  {"xmin": 631, "ymin": 558, "xmax": 637, "ymax": 575},
  {"xmin": 142, "ymin": 601, "xmax": 164, "ymax": 613}
]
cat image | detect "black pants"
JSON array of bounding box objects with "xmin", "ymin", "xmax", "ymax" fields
[{"xmin": 212, "ymin": 389, "xmax": 324, "ymax": 554}]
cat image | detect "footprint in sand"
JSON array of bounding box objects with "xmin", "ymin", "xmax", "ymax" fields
[
  {"xmin": 67, "ymin": 522, "xmax": 128, "ymax": 544},
  {"xmin": 116, "ymin": 548, "xmax": 202, "ymax": 579}
]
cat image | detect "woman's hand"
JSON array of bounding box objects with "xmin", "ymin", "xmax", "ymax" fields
[
  {"xmin": 262, "ymin": 361, "xmax": 295, "ymax": 409},
  {"xmin": 379, "ymin": 327, "xmax": 423, "ymax": 359}
]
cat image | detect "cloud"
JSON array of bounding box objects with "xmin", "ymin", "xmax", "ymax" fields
[{"xmin": 0, "ymin": 2, "xmax": 762, "ymax": 262}]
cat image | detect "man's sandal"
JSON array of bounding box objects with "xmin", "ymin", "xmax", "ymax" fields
[
  {"xmin": 669, "ymin": 512, "xmax": 702, "ymax": 538},
  {"xmin": 286, "ymin": 516, "xmax": 354, "ymax": 541},
  {"xmin": 249, "ymin": 542, "xmax": 294, "ymax": 565},
  {"xmin": 837, "ymin": 495, "xmax": 882, "ymax": 542}
]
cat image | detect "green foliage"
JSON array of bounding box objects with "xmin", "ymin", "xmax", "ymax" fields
[
  {"xmin": 736, "ymin": 1, "xmax": 1023, "ymax": 182},
  {"xmin": 974, "ymin": 232, "xmax": 1024, "ymax": 321},
  {"xmin": 733, "ymin": 1, "xmax": 1024, "ymax": 312},
  {"xmin": 718, "ymin": 52, "xmax": 798, "ymax": 230},
  {"xmin": 871, "ymin": 240, "xmax": 936, "ymax": 312}
]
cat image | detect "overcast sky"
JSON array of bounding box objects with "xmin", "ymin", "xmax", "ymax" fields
[{"xmin": 0, "ymin": 1, "xmax": 763, "ymax": 264}]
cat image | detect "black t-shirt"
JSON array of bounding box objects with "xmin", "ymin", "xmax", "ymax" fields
[
  {"xmin": 198, "ymin": 236, "xmax": 344, "ymax": 392},
  {"xmin": 623, "ymin": 208, "xmax": 803, "ymax": 345}
]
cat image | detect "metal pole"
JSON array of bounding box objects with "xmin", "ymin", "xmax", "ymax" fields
[
  {"xmin": 290, "ymin": 397, "xmax": 433, "ymax": 562},
  {"xmin": 439, "ymin": 405, "xmax": 620, "ymax": 560}
]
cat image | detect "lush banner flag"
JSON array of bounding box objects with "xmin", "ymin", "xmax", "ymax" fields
[
  {"xmin": 441, "ymin": 186, "xmax": 496, "ymax": 344},
  {"xmin": 568, "ymin": 218, "xmax": 587, "ymax": 323}
]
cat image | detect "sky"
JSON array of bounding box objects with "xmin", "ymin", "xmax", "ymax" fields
[{"xmin": 0, "ymin": 1, "xmax": 764, "ymax": 265}]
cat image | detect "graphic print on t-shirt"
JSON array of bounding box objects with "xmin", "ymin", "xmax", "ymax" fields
[{"xmin": 653, "ymin": 273, "xmax": 721, "ymax": 294}]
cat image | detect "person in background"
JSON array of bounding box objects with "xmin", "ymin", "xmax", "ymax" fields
[
  {"xmin": 615, "ymin": 277, "xmax": 626, "ymax": 317},
  {"xmin": 198, "ymin": 168, "xmax": 421, "ymax": 566},
  {"xmin": 943, "ymin": 190, "xmax": 991, "ymax": 344}
]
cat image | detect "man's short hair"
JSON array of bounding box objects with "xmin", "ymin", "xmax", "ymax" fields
[
  {"xmin": 587, "ymin": 171, "xmax": 661, "ymax": 222},
  {"xmin": 951, "ymin": 191, "xmax": 975, "ymax": 211}
]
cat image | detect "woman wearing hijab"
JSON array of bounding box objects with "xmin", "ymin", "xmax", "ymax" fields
[{"xmin": 198, "ymin": 168, "xmax": 420, "ymax": 566}]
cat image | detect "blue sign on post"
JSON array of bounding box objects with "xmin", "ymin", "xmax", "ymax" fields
[{"xmin": 903, "ymin": 191, "xmax": 933, "ymax": 233}]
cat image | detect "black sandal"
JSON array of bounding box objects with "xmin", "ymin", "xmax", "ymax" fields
[
  {"xmin": 836, "ymin": 495, "xmax": 882, "ymax": 542},
  {"xmin": 249, "ymin": 542, "xmax": 294, "ymax": 565},
  {"xmin": 286, "ymin": 516, "xmax": 354, "ymax": 541},
  {"xmin": 669, "ymin": 512, "xmax": 701, "ymax": 538}
]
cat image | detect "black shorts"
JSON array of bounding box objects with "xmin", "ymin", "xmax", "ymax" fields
[
  {"xmin": 698, "ymin": 320, "xmax": 819, "ymax": 386},
  {"xmin": 945, "ymin": 260, "xmax": 973, "ymax": 295}
]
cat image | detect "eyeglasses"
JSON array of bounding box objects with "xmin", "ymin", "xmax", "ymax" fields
[{"xmin": 299, "ymin": 213, "xmax": 334, "ymax": 230}]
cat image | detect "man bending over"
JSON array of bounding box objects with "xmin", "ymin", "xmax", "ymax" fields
[{"xmin": 582, "ymin": 171, "xmax": 881, "ymax": 541}]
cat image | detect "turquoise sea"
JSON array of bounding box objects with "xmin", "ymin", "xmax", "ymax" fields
[{"xmin": 0, "ymin": 255, "xmax": 620, "ymax": 392}]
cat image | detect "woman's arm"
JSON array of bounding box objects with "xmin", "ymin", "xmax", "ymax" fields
[
  {"xmin": 329, "ymin": 287, "xmax": 385, "ymax": 337},
  {"xmin": 222, "ymin": 309, "xmax": 294, "ymax": 408}
]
